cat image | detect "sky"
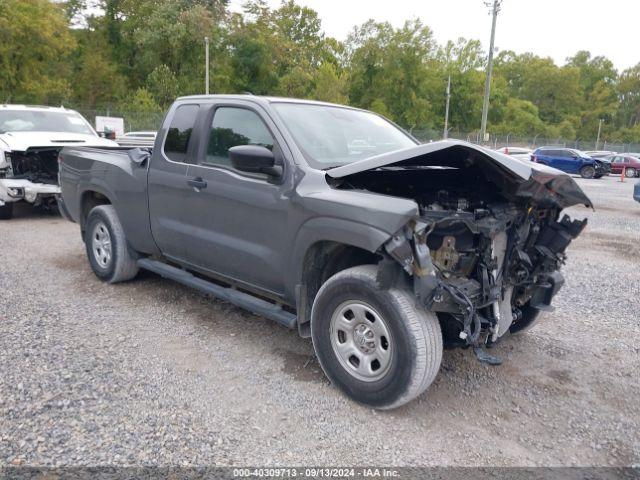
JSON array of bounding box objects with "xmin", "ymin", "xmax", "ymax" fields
[{"xmin": 229, "ymin": 0, "xmax": 639, "ymax": 71}]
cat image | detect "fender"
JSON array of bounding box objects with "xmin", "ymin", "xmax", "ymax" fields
[{"xmin": 287, "ymin": 215, "xmax": 418, "ymax": 302}]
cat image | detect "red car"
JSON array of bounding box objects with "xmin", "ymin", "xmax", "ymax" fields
[{"xmin": 606, "ymin": 154, "xmax": 640, "ymax": 178}]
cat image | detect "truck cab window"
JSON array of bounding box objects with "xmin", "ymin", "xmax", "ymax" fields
[
  {"xmin": 164, "ymin": 104, "xmax": 199, "ymax": 162},
  {"xmin": 205, "ymin": 108, "xmax": 274, "ymax": 167}
]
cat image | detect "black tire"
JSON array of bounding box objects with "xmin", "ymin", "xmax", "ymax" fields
[
  {"xmin": 509, "ymin": 305, "xmax": 542, "ymax": 335},
  {"xmin": 84, "ymin": 205, "xmax": 139, "ymax": 283},
  {"xmin": 579, "ymin": 165, "xmax": 596, "ymax": 179},
  {"xmin": 311, "ymin": 265, "xmax": 442, "ymax": 410},
  {"xmin": 594, "ymin": 174, "xmax": 603, "ymax": 179},
  {"xmin": 625, "ymin": 167, "xmax": 637, "ymax": 178},
  {"xmin": 0, "ymin": 202, "xmax": 13, "ymax": 220}
]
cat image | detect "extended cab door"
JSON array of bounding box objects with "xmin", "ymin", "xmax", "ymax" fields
[
  {"xmin": 148, "ymin": 103, "xmax": 202, "ymax": 261},
  {"xmin": 178, "ymin": 102, "xmax": 291, "ymax": 296}
]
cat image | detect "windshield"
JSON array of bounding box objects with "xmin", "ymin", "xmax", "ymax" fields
[
  {"xmin": 0, "ymin": 110, "xmax": 95, "ymax": 135},
  {"xmin": 272, "ymin": 103, "xmax": 417, "ymax": 168}
]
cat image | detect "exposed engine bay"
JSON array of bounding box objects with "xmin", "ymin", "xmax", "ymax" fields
[
  {"xmin": 0, "ymin": 148, "xmax": 60, "ymax": 208},
  {"xmin": 1, "ymin": 148, "xmax": 59, "ymax": 184},
  {"xmin": 330, "ymin": 146, "xmax": 589, "ymax": 362}
]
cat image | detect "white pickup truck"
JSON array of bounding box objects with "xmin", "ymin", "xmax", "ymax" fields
[{"xmin": 0, "ymin": 105, "xmax": 118, "ymax": 219}]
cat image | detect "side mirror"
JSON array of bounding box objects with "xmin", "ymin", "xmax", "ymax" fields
[
  {"xmin": 229, "ymin": 145, "xmax": 281, "ymax": 176},
  {"xmin": 128, "ymin": 147, "xmax": 151, "ymax": 167}
]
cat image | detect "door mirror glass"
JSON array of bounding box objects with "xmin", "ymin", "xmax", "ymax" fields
[{"xmin": 229, "ymin": 145, "xmax": 280, "ymax": 176}]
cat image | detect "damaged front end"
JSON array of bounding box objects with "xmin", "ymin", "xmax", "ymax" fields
[
  {"xmin": 0, "ymin": 148, "xmax": 61, "ymax": 209},
  {"xmin": 384, "ymin": 200, "xmax": 585, "ymax": 354},
  {"xmin": 328, "ymin": 141, "xmax": 591, "ymax": 361}
]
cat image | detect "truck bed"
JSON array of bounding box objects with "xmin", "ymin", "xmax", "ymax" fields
[{"xmin": 58, "ymin": 145, "xmax": 156, "ymax": 255}]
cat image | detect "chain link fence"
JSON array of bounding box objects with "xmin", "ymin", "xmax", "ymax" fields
[
  {"xmin": 70, "ymin": 107, "xmax": 640, "ymax": 154},
  {"xmin": 411, "ymin": 129, "xmax": 640, "ymax": 153},
  {"xmin": 72, "ymin": 107, "xmax": 166, "ymax": 133}
]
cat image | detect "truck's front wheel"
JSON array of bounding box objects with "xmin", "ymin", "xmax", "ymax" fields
[
  {"xmin": 311, "ymin": 265, "xmax": 442, "ymax": 410},
  {"xmin": 85, "ymin": 205, "xmax": 139, "ymax": 283}
]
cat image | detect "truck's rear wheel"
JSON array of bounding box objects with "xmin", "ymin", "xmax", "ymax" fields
[
  {"xmin": 311, "ymin": 265, "xmax": 442, "ymax": 410},
  {"xmin": 85, "ymin": 205, "xmax": 139, "ymax": 283},
  {"xmin": 0, "ymin": 202, "xmax": 13, "ymax": 220}
]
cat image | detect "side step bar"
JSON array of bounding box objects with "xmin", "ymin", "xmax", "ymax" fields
[{"xmin": 137, "ymin": 258, "xmax": 297, "ymax": 329}]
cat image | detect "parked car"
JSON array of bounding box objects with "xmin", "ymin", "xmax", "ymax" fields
[
  {"xmin": 583, "ymin": 150, "xmax": 617, "ymax": 159},
  {"xmin": 628, "ymin": 152, "xmax": 640, "ymax": 160},
  {"xmin": 59, "ymin": 95, "xmax": 591, "ymax": 409},
  {"xmin": 604, "ymin": 154, "xmax": 640, "ymax": 178},
  {"xmin": 0, "ymin": 105, "xmax": 118, "ymax": 219},
  {"xmin": 496, "ymin": 146, "xmax": 532, "ymax": 162},
  {"xmin": 531, "ymin": 147, "xmax": 610, "ymax": 179}
]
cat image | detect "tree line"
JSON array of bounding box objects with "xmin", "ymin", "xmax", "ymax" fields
[{"xmin": 1, "ymin": 0, "xmax": 639, "ymax": 143}]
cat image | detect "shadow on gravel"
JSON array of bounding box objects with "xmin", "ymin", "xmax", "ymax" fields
[
  {"xmin": 51, "ymin": 252, "xmax": 86, "ymax": 271},
  {"xmin": 581, "ymin": 231, "xmax": 640, "ymax": 259},
  {"xmin": 274, "ymin": 348, "xmax": 326, "ymax": 384},
  {"xmin": 4, "ymin": 202, "xmax": 60, "ymax": 222},
  {"xmin": 594, "ymin": 204, "xmax": 640, "ymax": 216}
]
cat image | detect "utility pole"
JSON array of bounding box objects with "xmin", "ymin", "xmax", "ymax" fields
[
  {"xmin": 480, "ymin": 0, "xmax": 502, "ymax": 143},
  {"xmin": 204, "ymin": 36, "xmax": 210, "ymax": 95},
  {"xmin": 596, "ymin": 118, "xmax": 603, "ymax": 150},
  {"xmin": 443, "ymin": 75, "xmax": 451, "ymax": 139}
]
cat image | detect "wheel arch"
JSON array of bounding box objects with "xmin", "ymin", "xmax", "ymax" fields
[
  {"xmin": 293, "ymin": 237, "xmax": 386, "ymax": 337},
  {"xmin": 79, "ymin": 187, "xmax": 114, "ymax": 235}
]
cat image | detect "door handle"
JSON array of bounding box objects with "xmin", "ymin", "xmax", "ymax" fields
[{"xmin": 187, "ymin": 177, "xmax": 207, "ymax": 190}]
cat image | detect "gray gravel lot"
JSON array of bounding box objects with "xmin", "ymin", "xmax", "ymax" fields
[{"xmin": 1, "ymin": 175, "xmax": 639, "ymax": 467}]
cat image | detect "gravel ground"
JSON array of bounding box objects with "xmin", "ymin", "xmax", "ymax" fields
[{"xmin": 0, "ymin": 175, "xmax": 639, "ymax": 467}]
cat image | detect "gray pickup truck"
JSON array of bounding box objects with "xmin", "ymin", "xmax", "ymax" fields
[{"xmin": 59, "ymin": 95, "xmax": 591, "ymax": 409}]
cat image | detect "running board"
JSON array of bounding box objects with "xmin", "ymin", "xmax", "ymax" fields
[{"xmin": 137, "ymin": 258, "xmax": 297, "ymax": 329}]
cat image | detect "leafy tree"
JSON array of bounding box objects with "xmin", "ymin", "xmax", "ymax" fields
[
  {"xmin": 71, "ymin": 50, "xmax": 127, "ymax": 108},
  {"xmin": 146, "ymin": 65, "xmax": 180, "ymax": 108},
  {"xmin": 116, "ymin": 88, "xmax": 163, "ymax": 130},
  {"xmin": 617, "ymin": 63, "xmax": 640, "ymax": 130},
  {"xmin": 347, "ymin": 20, "xmax": 438, "ymax": 130},
  {"xmin": 492, "ymin": 98, "xmax": 545, "ymax": 136},
  {"xmin": 3, "ymin": 0, "xmax": 640, "ymax": 144},
  {"xmin": 0, "ymin": 0, "xmax": 75, "ymax": 103},
  {"xmin": 437, "ymin": 38, "xmax": 487, "ymax": 132},
  {"xmin": 312, "ymin": 63, "xmax": 347, "ymax": 104},
  {"xmin": 567, "ymin": 51, "xmax": 618, "ymax": 138},
  {"xmin": 495, "ymin": 52, "xmax": 581, "ymax": 124}
]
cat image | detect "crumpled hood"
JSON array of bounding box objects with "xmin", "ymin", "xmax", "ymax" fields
[
  {"xmin": 0, "ymin": 131, "xmax": 119, "ymax": 152},
  {"xmin": 327, "ymin": 140, "xmax": 593, "ymax": 209}
]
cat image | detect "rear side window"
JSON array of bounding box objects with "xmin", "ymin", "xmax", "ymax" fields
[
  {"xmin": 164, "ymin": 104, "xmax": 199, "ymax": 162},
  {"xmin": 204, "ymin": 107, "xmax": 274, "ymax": 168}
]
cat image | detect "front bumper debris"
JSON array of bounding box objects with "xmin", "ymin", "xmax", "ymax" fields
[{"xmin": 0, "ymin": 179, "xmax": 61, "ymax": 205}]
